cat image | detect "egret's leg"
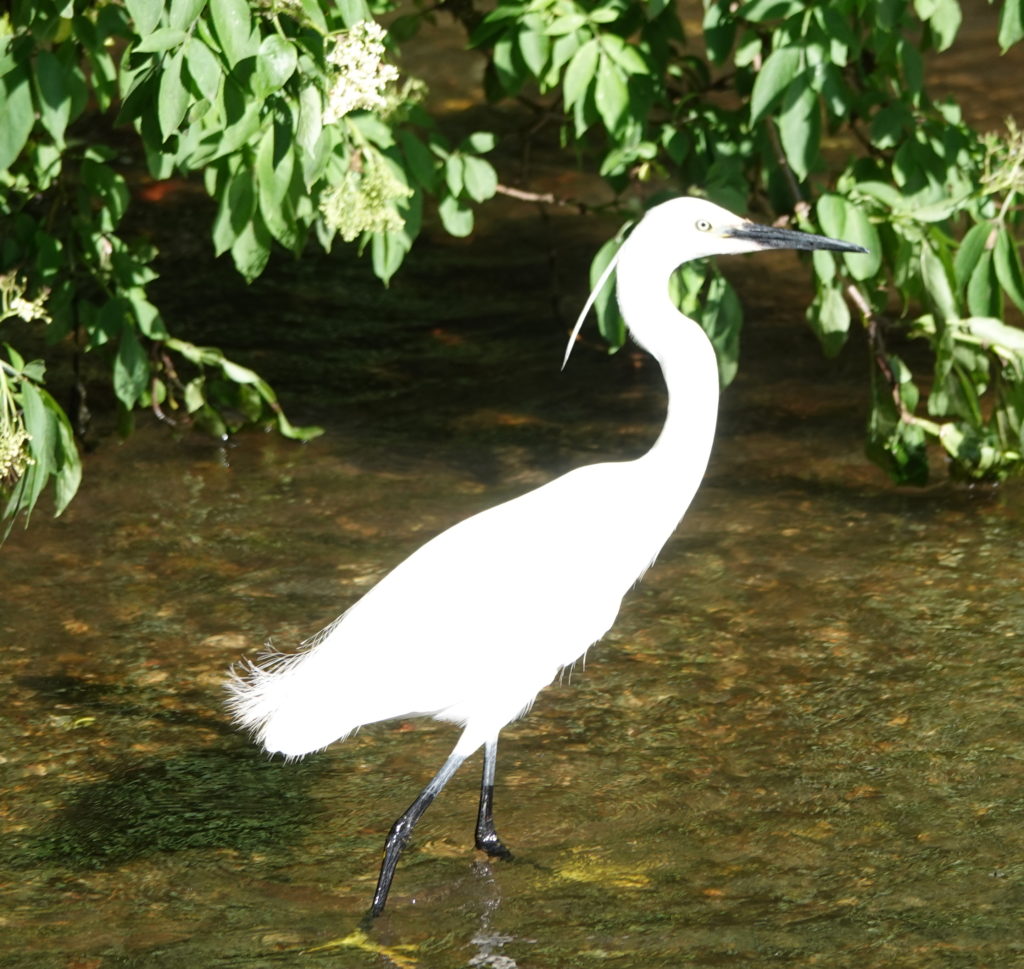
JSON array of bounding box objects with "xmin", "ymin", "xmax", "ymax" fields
[
  {"xmin": 475, "ymin": 738, "xmax": 512, "ymax": 859},
  {"xmin": 370, "ymin": 745, "xmax": 468, "ymax": 917}
]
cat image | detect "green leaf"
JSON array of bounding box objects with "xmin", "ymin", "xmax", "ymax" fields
[
  {"xmin": 256, "ymin": 127, "xmax": 299, "ymax": 248},
  {"xmin": 812, "ymin": 284, "xmax": 851, "ymax": 356},
  {"xmin": 838, "ymin": 207, "xmax": 881, "ymax": 280},
  {"xmin": 737, "ymin": 0, "xmax": 807, "ymax": 21},
  {"xmin": 114, "ymin": 327, "xmax": 150, "ymax": 409},
  {"xmin": 811, "ymin": 249, "xmax": 836, "ymax": 284},
  {"xmin": 336, "ymin": 0, "xmax": 373, "ymax": 27},
  {"xmin": 702, "ymin": 0, "xmax": 736, "ymax": 63},
  {"xmin": 17, "ymin": 380, "xmax": 57, "ymax": 513},
  {"xmin": 209, "ymin": 0, "xmax": 258, "ymax": 67},
  {"xmin": 124, "ymin": 0, "xmax": 164, "ymax": 35},
  {"xmin": 443, "ymin": 154, "xmax": 464, "ymax": 197},
  {"xmin": 230, "ymin": 213, "xmax": 273, "ymax": 281},
  {"xmin": 994, "ymin": 227, "xmax": 1024, "ymax": 314},
  {"xmin": 371, "ymin": 228, "xmax": 411, "ymax": 285},
  {"xmin": 699, "ymin": 271, "xmax": 743, "ymax": 385},
  {"xmin": 169, "ymin": 0, "xmax": 207, "ymax": 30},
  {"xmin": 953, "ymin": 222, "xmax": 992, "ymax": 294},
  {"xmin": 916, "ymin": 0, "xmax": 961, "ymax": 51},
  {"xmin": 0, "ymin": 65, "xmax": 35, "ymax": 171},
  {"xmin": 213, "ymin": 165, "xmax": 256, "ymax": 255},
  {"xmin": 129, "ymin": 292, "xmax": 169, "ymax": 339},
  {"xmin": 749, "ymin": 46, "xmax": 802, "ymax": 123},
  {"xmin": 34, "ymin": 50, "xmax": 71, "ymax": 147},
  {"xmin": 158, "ymin": 49, "xmax": 190, "ymax": 139},
  {"xmin": 254, "ymin": 34, "xmax": 297, "ymax": 97},
  {"xmin": 776, "ymin": 81, "xmax": 818, "ymax": 181},
  {"xmin": 185, "ymin": 36, "xmax": 222, "ymax": 102},
  {"xmin": 546, "ymin": 13, "xmax": 587, "ymax": 36},
  {"xmin": 463, "ymin": 131, "xmax": 496, "ymax": 153},
  {"xmin": 601, "ymin": 34, "xmax": 648, "ymax": 75},
  {"xmin": 52, "ymin": 410, "xmax": 82, "ymax": 516},
  {"xmin": 438, "ymin": 195, "xmax": 474, "ymax": 237},
  {"xmin": 594, "ymin": 58, "xmax": 629, "ymax": 133},
  {"xmin": 563, "ymin": 38, "xmax": 599, "ymax": 110},
  {"xmin": 590, "ymin": 236, "xmax": 625, "ymax": 348},
  {"xmin": 967, "ymin": 250, "xmax": 1000, "ymax": 318},
  {"xmin": 295, "ymin": 84, "xmax": 324, "ymax": 184},
  {"xmin": 461, "ymin": 155, "xmax": 497, "ymax": 203},
  {"xmin": 920, "ymin": 243, "xmax": 957, "ymax": 323},
  {"xmin": 998, "ymin": 0, "xmax": 1024, "ymax": 51},
  {"xmin": 135, "ymin": 27, "xmax": 188, "ymax": 53},
  {"xmin": 398, "ymin": 130, "xmax": 437, "ymax": 190},
  {"xmin": 964, "ymin": 315, "xmax": 1024, "ymax": 355},
  {"xmin": 517, "ymin": 23, "xmax": 550, "ymax": 77}
]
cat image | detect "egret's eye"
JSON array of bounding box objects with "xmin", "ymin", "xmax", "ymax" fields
[{"xmin": 695, "ymin": 219, "xmax": 712, "ymax": 232}]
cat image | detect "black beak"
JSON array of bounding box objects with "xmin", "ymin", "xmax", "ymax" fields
[{"xmin": 726, "ymin": 221, "xmax": 868, "ymax": 254}]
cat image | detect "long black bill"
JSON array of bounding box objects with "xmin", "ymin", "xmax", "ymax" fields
[{"xmin": 726, "ymin": 221, "xmax": 868, "ymax": 254}]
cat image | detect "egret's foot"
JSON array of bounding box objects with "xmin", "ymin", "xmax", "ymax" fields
[{"xmin": 475, "ymin": 829, "xmax": 513, "ymax": 860}]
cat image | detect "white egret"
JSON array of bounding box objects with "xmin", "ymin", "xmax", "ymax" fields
[{"xmin": 227, "ymin": 196, "xmax": 867, "ymax": 916}]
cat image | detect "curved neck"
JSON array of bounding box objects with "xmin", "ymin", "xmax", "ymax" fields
[{"xmin": 615, "ymin": 239, "xmax": 721, "ymax": 519}]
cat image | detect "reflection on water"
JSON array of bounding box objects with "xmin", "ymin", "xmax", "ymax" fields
[{"xmin": 3, "ymin": 7, "xmax": 1024, "ymax": 965}]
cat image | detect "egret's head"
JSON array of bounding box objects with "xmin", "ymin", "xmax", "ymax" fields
[
  {"xmin": 562, "ymin": 195, "xmax": 869, "ymax": 369},
  {"xmin": 638, "ymin": 196, "xmax": 869, "ymax": 261}
]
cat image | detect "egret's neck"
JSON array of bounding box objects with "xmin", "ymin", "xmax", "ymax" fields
[{"xmin": 615, "ymin": 243, "xmax": 721, "ymax": 519}]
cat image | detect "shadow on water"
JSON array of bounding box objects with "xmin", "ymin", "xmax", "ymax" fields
[{"xmin": 17, "ymin": 750, "xmax": 324, "ymax": 870}]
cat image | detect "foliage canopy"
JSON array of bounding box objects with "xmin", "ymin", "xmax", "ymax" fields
[{"xmin": 2, "ymin": 0, "xmax": 1023, "ymax": 536}]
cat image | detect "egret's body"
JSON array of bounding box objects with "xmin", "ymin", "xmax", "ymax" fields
[{"xmin": 227, "ymin": 197, "xmax": 865, "ymax": 916}]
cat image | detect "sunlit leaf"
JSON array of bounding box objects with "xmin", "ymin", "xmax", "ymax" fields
[
  {"xmin": 967, "ymin": 250, "xmax": 1001, "ymax": 318},
  {"xmin": 0, "ymin": 65, "xmax": 34, "ymax": 171},
  {"xmin": 920, "ymin": 244, "xmax": 958, "ymax": 323},
  {"xmin": 209, "ymin": 0, "xmax": 257, "ymax": 66},
  {"xmin": 994, "ymin": 228, "xmax": 1024, "ymax": 314},
  {"xmin": 461, "ymin": 155, "xmax": 497, "ymax": 203},
  {"xmin": 158, "ymin": 49, "xmax": 190, "ymax": 139},
  {"xmin": 230, "ymin": 214, "xmax": 273, "ymax": 281},
  {"xmin": 34, "ymin": 51, "xmax": 71, "ymax": 147},
  {"xmin": 124, "ymin": 0, "xmax": 163, "ymax": 34},
  {"xmin": 563, "ymin": 39, "xmax": 599, "ymax": 110},
  {"xmin": 114, "ymin": 327, "xmax": 150, "ymax": 409},
  {"xmin": 953, "ymin": 222, "xmax": 992, "ymax": 294},
  {"xmin": 777, "ymin": 81, "xmax": 818, "ymax": 181},
  {"xmin": 438, "ymin": 195, "xmax": 473, "ymax": 237},
  {"xmin": 749, "ymin": 46, "xmax": 802, "ymax": 123},
  {"xmin": 254, "ymin": 34, "xmax": 297, "ymax": 97},
  {"xmin": 135, "ymin": 27, "xmax": 188, "ymax": 53},
  {"xmin": 998, "ymin": 0, "xmax": 1024, "ymax": 51},
  {"xmin": 169, "ymin": 0, "xmax": 207, "ymax": 31},
  {"xmin": 594, "ymin": 59, "xmax": 628, "ymax": 133}
]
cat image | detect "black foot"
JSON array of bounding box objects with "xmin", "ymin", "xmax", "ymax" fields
[{"xmin": 475, "ymin": 829, "xmax": 513, "ymax": 860}]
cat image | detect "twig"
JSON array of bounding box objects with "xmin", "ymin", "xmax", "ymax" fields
[{"xmin": 494, "ymin": 184, "xmax": 589, "ymax": 214}]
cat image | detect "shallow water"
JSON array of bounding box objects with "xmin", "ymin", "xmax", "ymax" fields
[
  {"xmin": 3, "ymin": 193, "xmax": 1023, "ymax": 968},
  {"xmin": 4, "ymin": 5, "xmax": 1024, "ymax": 965}
]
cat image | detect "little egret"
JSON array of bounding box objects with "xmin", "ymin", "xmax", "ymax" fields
[{"xmin": 227, "ymin": 196, "xmax": 867, "ymax": 916}]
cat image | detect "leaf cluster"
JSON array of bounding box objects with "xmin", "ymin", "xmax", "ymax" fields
[
  {"xmin": 0, "ymin": 0, "xmax": 500, "ymax": 533},
  {"xmin": 470, "ymin": 0, "xmax": 1024, "ymax": 483}
]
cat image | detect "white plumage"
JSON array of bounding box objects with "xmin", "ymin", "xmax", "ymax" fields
[{"xmin": 226, "ymin": 196, "xmax": 866, "ymax": 915}]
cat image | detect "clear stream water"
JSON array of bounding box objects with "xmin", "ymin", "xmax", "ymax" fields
[{"xmin": 3, "ymin": 7, "xmax": 1023, "ymax": 968}]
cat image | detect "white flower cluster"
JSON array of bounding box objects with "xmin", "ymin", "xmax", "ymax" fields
[
  {"xmin": 319, "ymin": 151, "xmax": 412, "ymax": 242},
  {"xmin": 0, "ymin": 271, "xmax": 50, "ymax": 325},
  {"xmin": 323, "ymin": 20, "xmax": 399, "ymax": 124},
  {"xmin": 0, "ymin": 412, "xmax": 31, "ymax": 485}
]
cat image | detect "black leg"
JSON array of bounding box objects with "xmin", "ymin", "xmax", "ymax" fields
[
  {"xmin": 475, "ymin": 738, "xmax": 512, "ymax": 860},
  {"xmin": 370, "ymin": 745, "xmax": 467, "ymax": 917}
]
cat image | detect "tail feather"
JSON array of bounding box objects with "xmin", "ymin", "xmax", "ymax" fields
[{"xmin": 225, "ymin": 623, "xmax": 359, "ymax": 758}]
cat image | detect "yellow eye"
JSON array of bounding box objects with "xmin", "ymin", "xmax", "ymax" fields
[{"xmin": 695, "ymin": 219, "xmax": 712, "ymax": 232}]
